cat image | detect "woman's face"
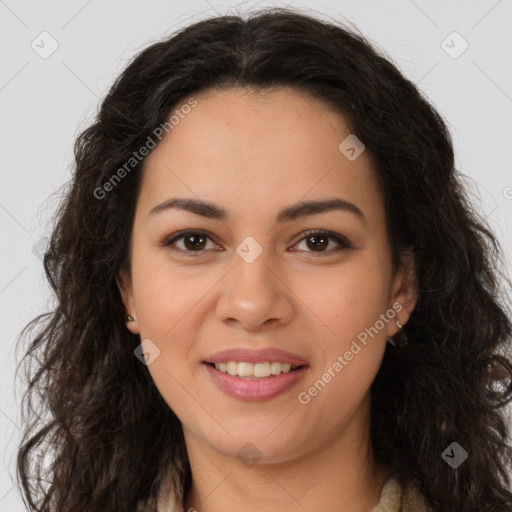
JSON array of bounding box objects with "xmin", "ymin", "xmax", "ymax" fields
[{"xmin": 119, "ymin": 86, "xmax": 417, "ymax": 463}]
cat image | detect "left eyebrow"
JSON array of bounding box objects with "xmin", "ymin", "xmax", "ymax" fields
[{"xmin": 147, "ymin": 197, "xmax": 368, "ymax": 226}]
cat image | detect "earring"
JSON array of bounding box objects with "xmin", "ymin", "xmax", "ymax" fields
[
  {"xmin": 125, "ymin": 314, "xmax": 135, "ymax": 322},
  {"xmin": 386, "ymin": 319, "xmax": 408, "ymax": 347}
]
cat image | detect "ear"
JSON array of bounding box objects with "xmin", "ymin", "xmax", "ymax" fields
[
  {"xmin": 116, "ymin": 268, "xmax": 140, "ymax": 335},
  {"xmin": 387, "ymin": 248, "xmax": 418, "ymax": 338}
]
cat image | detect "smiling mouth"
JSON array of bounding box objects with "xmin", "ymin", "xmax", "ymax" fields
[{"xmin": 204, "ymin": 361, "xmax": 306, "ymax": 379}]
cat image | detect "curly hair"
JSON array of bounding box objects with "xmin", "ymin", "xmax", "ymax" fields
[{"xmin": 15, "ymin": 6, "xmax": 512, "ymax": 511}]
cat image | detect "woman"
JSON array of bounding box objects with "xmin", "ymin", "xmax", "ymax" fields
[{"xmin": 16, "ymin": 7, "xmax": 512, "ymax": 512}]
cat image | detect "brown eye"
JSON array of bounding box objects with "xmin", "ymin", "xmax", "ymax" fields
[
  {"xmin": 163, "ymin": 230, "xmax": 218, "ymax": 257},
  {"xmin": 162, "ymin": 229, "xmax": 351, "ymax": 258},
  {"xmin": 292, "ymin": 230, "xmax": 351, "ymax": 255}
]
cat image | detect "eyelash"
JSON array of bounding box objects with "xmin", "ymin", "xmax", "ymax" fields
[{"xmin": 161, "ymin": 229, "xmax": 352, "ymax": 257}]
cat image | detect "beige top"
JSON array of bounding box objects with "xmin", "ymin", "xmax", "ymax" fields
[{"xmin": 145, "ymin": 473, "xmax": 431, "ymax": 512}]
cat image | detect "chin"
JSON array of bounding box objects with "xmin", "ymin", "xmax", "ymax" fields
[{"xmin": 194, "ymin": 426, "xmax": 309, "ymax": 465}]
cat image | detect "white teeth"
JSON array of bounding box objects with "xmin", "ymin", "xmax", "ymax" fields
[
  {"xmin": 213, "ymin": 361, "xmax": 296, "ymax": 378},
  {"xmin": 227, "ymin": 361, "xmax": 238, "ymax": 376},
  {"xmin": 238, "ymin": 362, "xmax": 253, "ymax": 377},
  {"xmin": 254, "ymin": 362, "xmax": 271, "ymax": 377},
  {"xmin": 271, "ymin": 362, "xmax": 284, "ymax": 375}
]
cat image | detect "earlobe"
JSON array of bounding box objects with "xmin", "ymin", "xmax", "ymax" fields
[
  {"xmin": 116, "ymin": 271, "xmax": 140, "ymax": 335},
  {"xmin": 389, "ymin": 249, "xmax": 418, "ymax": 336}
]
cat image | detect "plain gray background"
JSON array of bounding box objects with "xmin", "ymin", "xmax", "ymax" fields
[{"xmin": 1, "ymin": 0, "xmax": 512, "ymax": 509}]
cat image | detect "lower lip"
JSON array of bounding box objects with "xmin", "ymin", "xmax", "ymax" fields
[{"xmin": 203, "ymin": 363, "xmax": 309, "ymax": 402}]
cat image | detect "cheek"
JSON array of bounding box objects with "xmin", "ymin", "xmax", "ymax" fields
[
  {"xmin": 130, "ymin": 248, "xmax": 217, "ymax": 387},
  {"xmin": 296, "ymin": 259, "xmax": 390, "ymax": 414},
  {"xmin": 131, "ymin": 246, "xmax": 212, "ymax": 339},
  {"xmin": 139, "ymin": 302, "xmax": 205, "ymax": 425},
  {"xmin": 296, "ymin": 270, "xmax": 389, "ymax": 433},
  {"xmin": 297, "ymin": 255, "xmax": 391, "ymax": 348}
]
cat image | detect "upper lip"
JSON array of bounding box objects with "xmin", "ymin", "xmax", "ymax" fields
[{"xmin": 204, "ymin": 347, "xmax": 309, "ymax": 366}]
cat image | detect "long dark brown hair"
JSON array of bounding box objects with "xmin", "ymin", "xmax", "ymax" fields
[{"xmin": 15, "ymin": 7, "xmax": 512, "ymax": 511}]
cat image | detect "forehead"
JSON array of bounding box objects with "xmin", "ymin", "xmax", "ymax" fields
[{"xmin": 136, "ymin": 86, "xmax": 383, "ymax": 229}]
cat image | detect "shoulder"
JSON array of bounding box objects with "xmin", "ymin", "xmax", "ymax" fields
[
  {"xmin": 371, "ymin": 474, "xmax": 432, "ymax": 512},
  {"xmin": 136, "ymin": 488, "xmax": 183, "ymax": 512}
]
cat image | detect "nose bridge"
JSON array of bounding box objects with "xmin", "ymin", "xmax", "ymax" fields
[
  {"xmin": 216, "ymin": 237, "xmax": 293, "ymax": 329},
  {"xmin": 231, "ymin": 236, "xmax": 279, "ymax": 302}
]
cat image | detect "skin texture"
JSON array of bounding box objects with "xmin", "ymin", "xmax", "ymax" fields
[{"xmin": 118, "ymin": 86, "xmax": 418, "ymax": 512}]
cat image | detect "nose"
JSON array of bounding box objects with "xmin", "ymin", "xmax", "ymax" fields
[{"xmin": 215, "ymin": 251, "xmax": 295, "ymax": 332}]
